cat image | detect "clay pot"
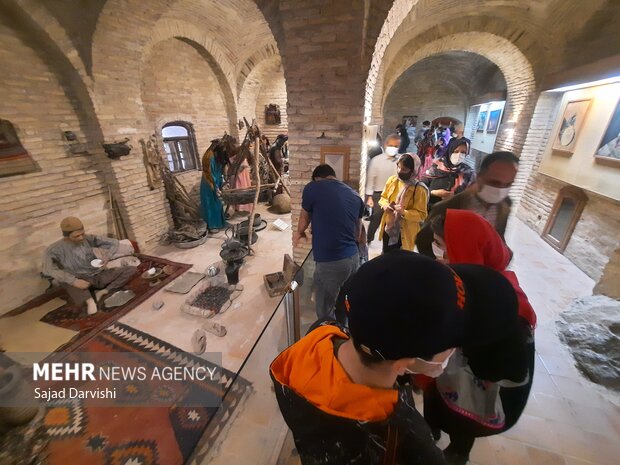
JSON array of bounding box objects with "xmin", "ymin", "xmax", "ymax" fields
[{"xmin": 0, "ymin": 366, "xmax": 39, "ymax": 427}]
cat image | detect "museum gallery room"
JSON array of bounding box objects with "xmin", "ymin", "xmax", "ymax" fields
[{"xmin": 0, "ymin": 1, "xmax": 619, "ymax": 465}]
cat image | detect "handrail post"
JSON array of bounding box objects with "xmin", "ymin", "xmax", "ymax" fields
[{"xmin": 284, "ymin": 280, "xmax": 300, "ymax": 345}]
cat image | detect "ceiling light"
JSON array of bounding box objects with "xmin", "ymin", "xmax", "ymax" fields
[{"xmin": 547, "ymin": 76, "xmax": 620, "ymax": 93}]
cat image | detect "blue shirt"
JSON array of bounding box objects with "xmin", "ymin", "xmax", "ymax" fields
[{"xmin": 302, "ymin": 179, "xmax": 364, "ymax": 262}]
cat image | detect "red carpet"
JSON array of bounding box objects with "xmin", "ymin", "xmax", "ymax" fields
[
  {"xmin": 39, "ymin": 254, "xmax": 191, "ymax": 335},
  {"xmin": 42, "ymin": 322, "xmax": 251, "ymax": 465}
]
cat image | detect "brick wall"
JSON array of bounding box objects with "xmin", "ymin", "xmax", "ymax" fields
[
  {"xmin": 142, "ymin": 37, "xmax": 233, "ymax": 200},
  {"xmin": 516, "ymin": 92, "xmax": 620, "ymax": 282},
  {"xmin": 261, "ymin": 0, "xmax": 380, "ymax": 263},
  {"xmin": 0, "ymin": 21, "xmax": 109, "ymax": 314},
  {"xmin": 255, "ymin": 67, "xmax": 288, "ymax": 142},
  {"xmin": 383, "ymin": 80, "xmax": 467, "ymax": 136}
]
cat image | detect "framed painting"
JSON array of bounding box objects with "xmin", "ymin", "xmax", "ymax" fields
[
  {"xmin": 402, "ymin": 115, "xmax": 417, "ymax": 127},
  {"xmin": 552, "ymin": 99, "xmax": 591, "ymax": 155},
  {"xmin": 320, "ymin": 146, "xmax": 350, "ymax": 182},
  {"xmin": 0, "ymin": 119, "xmax": 38, "ymax": 177},
  {"xmin": 486, "ymin": 109, "xmax": 503, "ymax": 134},
  {"xmin": 594, "ymin": 98, "xmax": 620, "ymax": 166},
  {"xmin": 476, "ymin": 110, "xmax": 487, "ymax": 132}
]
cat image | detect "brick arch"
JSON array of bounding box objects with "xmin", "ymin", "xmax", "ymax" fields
[
  {"xmin": 134, "ymin": 19, "xmax": 240, "ymax": 137},
  {"xmin": 0, "ymin": 0, "xmax": 137, "ymax": 239},
  {"xmin": 236, "ymin": 43, "xmax": 281, "ymax": 98},
  {"xmin": 142, "ymin": 18, "xmax": 236, "ymax": 77},
  {"xmin": 7, "ymin": 0, "xmax": 93, "ymax": 86},
  {"xmin": 364, "ymin": 0, "xmax": 418, "ymax": 124},
  {"xmin": 237, "ymin": 56, "xmax": 284, "ymax": 123},
  {"xmin": 383, "ymin": 32, "xmax": 537, "ymax": 154}
]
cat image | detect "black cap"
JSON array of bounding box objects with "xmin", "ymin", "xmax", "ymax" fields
[{"xmin": 338, "ymin": 251, "xmax": 518, "ymax": 360}]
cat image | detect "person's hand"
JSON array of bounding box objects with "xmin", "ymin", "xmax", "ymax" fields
[
  {"xmin": 293, "ymin": 231, "xmax": 308, "ymax": 247},
  {"xmin": 73, "ymin": 279, "xmax": 91, "ymax": 290},
  {"xmin": 432, "ymin": 189, "xmax": 453, "ymax": 199},
  {"xmin": 366, "ymin": 196, "xmax": 374, "ymax": 208},
  {"xmin": 393, "ymin": 204, "xmax": 404, "ymax": 215}
]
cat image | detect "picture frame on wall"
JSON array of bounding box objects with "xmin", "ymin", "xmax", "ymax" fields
[
  {"xmin": 0, "ymin": 119, "xmax": 39, "ymax": 178},
  {"xmin": 552, "ymin": 99, "xmax": 591, "ymax": 155},
  {"xmin": 402, "ymin": 115, "xmax": 417, "ymax": 127},
  {"xmin": 594, "ymin": 97, "xmax": 620, "ymax": 165},
  {"xmin": 476, "ymin": 110, "xmax": 487, "ymax": 132},
  {"xmin": 486, "ymin": 109, "xmax": 503, "ymax": 134},
  {"xmin": 320, "ymin": 146, "xmax": 350, "ymax": 182}
]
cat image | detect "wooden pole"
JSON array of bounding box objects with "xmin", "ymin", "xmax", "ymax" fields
[
  {"xmin": 264, "ymin": 154, "xmax": 290, "ymax": 197},
  {"xmin": 108, "ymin": 187, "xmax": 120, "ymax": 239},
  {"xmin": 247, "ymin": 133, "xmax": 261, "ymax": 254}
]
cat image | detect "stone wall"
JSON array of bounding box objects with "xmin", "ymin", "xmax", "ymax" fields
[
  {"xmin": 516, "ymin": 92, "xmax": 620, "ymax": 282},
  {"xmin": 0, "ymin": 20, "xmax": 109, "ymax": 314}
]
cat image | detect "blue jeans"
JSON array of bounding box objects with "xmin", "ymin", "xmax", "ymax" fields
[{"xmin": 314, "ymin": 253, "xmax": 360, "ymax": 321}]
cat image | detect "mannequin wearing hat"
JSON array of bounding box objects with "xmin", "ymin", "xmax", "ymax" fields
[{"xmin": 42, "ymin": 217, "xmax": 137, "ymax": 315}]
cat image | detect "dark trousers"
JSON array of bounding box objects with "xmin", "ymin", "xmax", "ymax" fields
[
  {"xmin": 366, "ymin": 191, "xmax": 383, "ymax": 242},
  {"xmin": 62, "ymin": 266, "xmax": 137, "ymax": 305},
  {"xmin": 382, "ymin": 231, "xmax": 402, "ymax": 253},
  {"xmin": 314, "ymin": 254, "xmax": 360, "ymax": 321},
  {"xmin": 425, "ymin": 338, "xmax": 536, "ymax": 461}
]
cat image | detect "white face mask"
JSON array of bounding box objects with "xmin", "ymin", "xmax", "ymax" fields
[
  {"xmin": 432, "ymin": 242, "xmax": 445, "ymax": 260},
  {"xmin": 477, "ymin": 185, "xmax": 511, "ymax": 204},
  {"xmin": 450, "ymin": 152, "xmax": 466, "ymax": 165},
  {"xmin": 406, "ymin": 348, "xmax": 455, "ymax": 378},
  {"xmin": 385, "ymin": 146, "xmax": 399, "ymax": 157}
]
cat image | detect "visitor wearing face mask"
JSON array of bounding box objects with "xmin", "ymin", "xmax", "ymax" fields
[
  {"xmin": 424, "ymin": 210, "xmax": 536, "ymax": 465},
  {"xmin": 416, "ymin": 151, "xmax": 519, "ymax": 258},
  {"xmin": 378, "ymin": 154, "xmax": 428, "ymax": 253},
  {"xmin": 365, "ymin": 134, "xmax": 400, "ymax": 243},
  {"xmin": 396, "ymin": 123, "xmax": 410, "ymax": 154},
  {"xmin": 416, "ymin": 125, "xmax": 437, "ymax": 181},
  {"xmin": 425, "ymin": 140, "xmax": 475, "ymax": 206},
  {"xmin": 270, "ymin": 252, "xmax": 521, "ymax": 465}
]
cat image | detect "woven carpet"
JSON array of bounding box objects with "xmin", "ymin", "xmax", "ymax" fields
[
  {"xmin": 40, "ymin": 254, "xmax": 191, "ymax": 335},
  {"xmin": 43, "ymin": 322, "xmax": 252, "ymax": 465}
]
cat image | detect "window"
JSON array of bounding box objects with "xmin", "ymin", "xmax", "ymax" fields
[
  {"xmin": 542, "ymin": 186, "xmax": 588, "ymax": 252},
  {"xmin": 162, "ymin": 122, "xmax": 199, "ymax": 172}
]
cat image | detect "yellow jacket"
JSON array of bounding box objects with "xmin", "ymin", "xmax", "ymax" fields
[{"xmin": 378, "ymin": 176, "xmax": 428, "ymax": 251}]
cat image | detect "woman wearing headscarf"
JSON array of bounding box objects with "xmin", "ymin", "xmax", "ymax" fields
[
  {"xmin": 424, "ymin": 139, "xmax": 475, "ymax": 206},
  {"xmin": 395, "ymin": 123, "xmax": 410, "ymax": 154},
  {"xmin": 416, "ymin": 126, "xmax": 436, "ymax": 181},
  {"xmin": 423, "ymin": 209, "xmax": 536, "ymax": 465},
  {"xmin": 378, "ymin": 153, "xmax": 429, "ymax": 253},
  {"xmin": 200, "ymin": 141, "xmax": 228, "ymax": 232}
]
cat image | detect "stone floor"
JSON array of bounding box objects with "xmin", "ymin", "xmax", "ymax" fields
[
  {"xmin": 210, "ymin": 217, "xmax": 620, "ymax": 465},
  {"xmin": 365, "ymin": 218, "xmax": 620, "ymax": 465},
  {"xmin": 118, "ymin": 205, "xmax": 293, "ymax": 375},
  {"xmin": 4, "ymin": 211, "xmax": 620, "ymax": 465}
]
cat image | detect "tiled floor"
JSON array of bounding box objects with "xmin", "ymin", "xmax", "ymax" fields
[
  {"xmin": 11, "ymin": 210, "xmax": 618, "ymax": 465},
  {"xmin": 437, "ymin": 219, "xmax": 620, "ymax": 465},
  {"xmin": 345, "ymin": 218, "xmax": 620, "ymax": 465}
]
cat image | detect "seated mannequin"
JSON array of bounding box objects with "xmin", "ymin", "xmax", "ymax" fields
[{"xmin": 42, "ymin": 216, "xmax": 138, "ymax": 315}]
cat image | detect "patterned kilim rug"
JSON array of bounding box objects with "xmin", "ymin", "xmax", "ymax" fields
[
  {"xmin": 43, "ymin": 322, "xmax": 252, "ymax": 465},
  {"xmin": 40, "ymin": 254, "xmax": 191, "ymax": 334}
]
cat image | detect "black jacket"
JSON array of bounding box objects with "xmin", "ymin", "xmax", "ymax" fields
[{"xmin": 270, "ymin": 322, "xmax": 447, "ymax": 465}]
